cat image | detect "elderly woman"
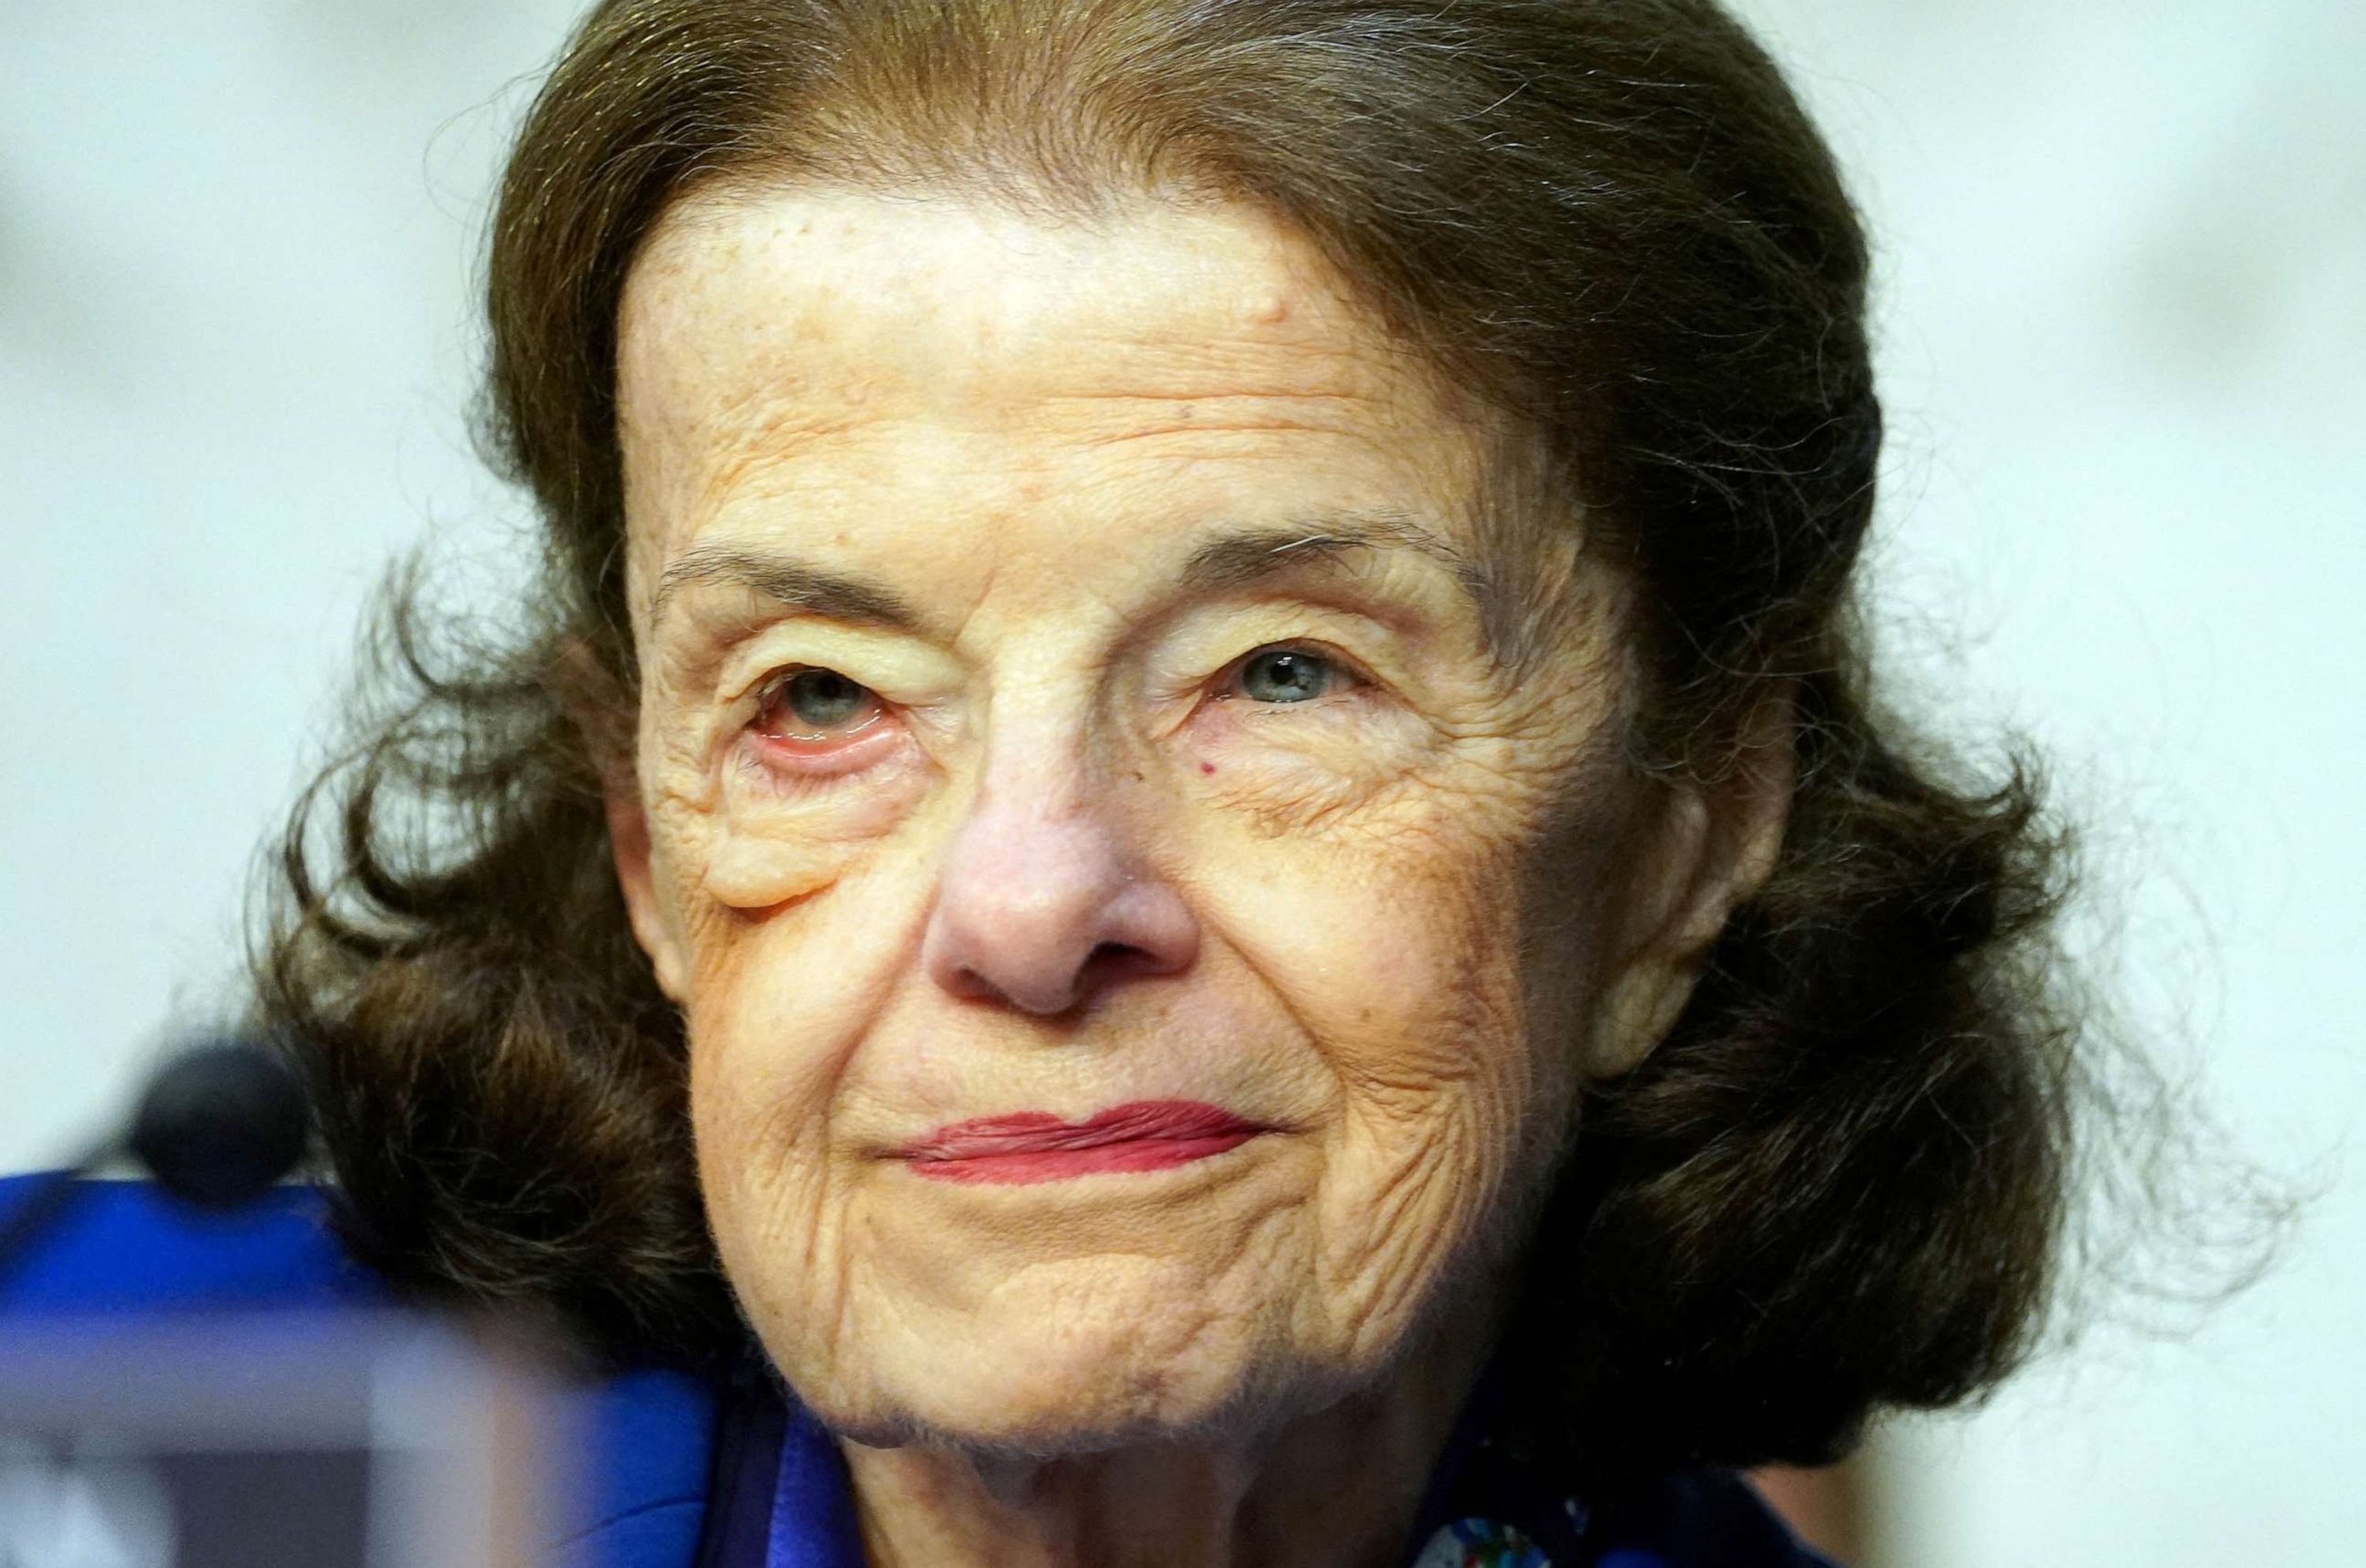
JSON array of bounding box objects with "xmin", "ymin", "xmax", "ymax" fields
[{"xmin": 185, "ymin": 0, "xmax": 2072, "ymax": 1563}]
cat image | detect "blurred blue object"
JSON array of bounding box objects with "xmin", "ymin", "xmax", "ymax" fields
[
  {"xmin": 0, "ymin": 1176, "xmax": 715, "ymax": 1568},
  {"xmin": 0, "ymin": 1175, "xmax": 370, "ymax": 1315}
]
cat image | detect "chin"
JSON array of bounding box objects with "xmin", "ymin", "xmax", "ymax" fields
[{"xmin": 773, "ymin": 1267, "xmax": 1348, "ymax": 1458}]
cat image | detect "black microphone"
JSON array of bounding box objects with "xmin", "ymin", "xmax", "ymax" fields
[
  {"xmin": 127, "ymin": 1040, "xmax": 312, "ymax": 1209},
  {"xmin": 0, "ymin": 1038, "xmax": 313, "ymax": 1287}
]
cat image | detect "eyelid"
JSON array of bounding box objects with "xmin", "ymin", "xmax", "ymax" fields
[
  {"xmin": 751, "ymin": 661, "xmax": 866, "ymax": 703},
  {"xmin": 711, "ymin": 619, "xmax": 960, "ymax": 712},
  {"xmin": 747, "ymin": 660, "xmax": 856, "ymax": 705}
]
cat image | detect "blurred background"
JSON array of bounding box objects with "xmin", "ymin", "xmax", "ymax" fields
[{"xmin": 2, "ymin": 2, "xmax": 2360, "ymax": 1563}]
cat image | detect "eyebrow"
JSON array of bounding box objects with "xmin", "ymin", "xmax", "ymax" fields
[
  {"xmin": 1181, "ymin": 514, "xmax": 1512, "ymax": 663},
  {"xmin": 651, "ymin": 544, "xmax": 925, "ymax": 635},
  {"xmin": 1178, "ymin": 513, "xmax": 1490, "ymax": 611},
  {"xmin": 649, "ymin": 511, "xmax": 1502, "ymax": 652}
]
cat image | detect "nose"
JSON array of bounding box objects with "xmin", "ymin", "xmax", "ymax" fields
[{"xmin": 921, "ymin": 781, "xmax": 1199, "ymax": 1017}]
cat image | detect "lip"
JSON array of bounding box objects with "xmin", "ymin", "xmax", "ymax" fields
[{"xmin": 900, "ymin": 1100, "xmax": 1265, "ymax": 1186}]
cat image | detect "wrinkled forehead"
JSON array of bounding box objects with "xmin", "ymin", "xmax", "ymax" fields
[{"xmin": 612, "ymin": 183, "xmax": 1592, "ymax": 662}]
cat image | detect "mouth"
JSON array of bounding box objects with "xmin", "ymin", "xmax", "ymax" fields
[{"xmin": 900, "ymin": 1100, "xmax": 1267, "ymax": 1186}]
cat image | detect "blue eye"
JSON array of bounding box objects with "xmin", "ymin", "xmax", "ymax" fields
[
  {"xmin": 755, "ymin": 668, "xmax": 880, "ymax": 738},
  {"xmin": 1235, "ymin": 648, "xmax": 1338, "ymax": 704}
]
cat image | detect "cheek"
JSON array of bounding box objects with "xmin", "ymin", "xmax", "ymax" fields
[
  {"xmin": 1215, "ymin": 766, "xmax": 1612, "ymax": 1103},
  {"xmin": 638, "ymin": 698, "xmax": 944, "ymax": 1031},
  {"xmin": 644, "ymin": 773, "xmax": 942, "ymax": 1257},
  {"xmin": 676, "ymin": 846, "xmax": 951, "ymax": 1355},
  {"xmin": 1186, "ymin": 697, "xmax": 1442, "ymax": 837},
  {"xmin": 1198, "ymin": 767, "xmax": 1626, "ymax": 1323},
  {"xmin": 673, "ymin": 843, "xmax": 937, "ymax": 1127},
  {"xmin": 1293, "ymin": 844, "xmax": 1540, "ymax": 1162}
]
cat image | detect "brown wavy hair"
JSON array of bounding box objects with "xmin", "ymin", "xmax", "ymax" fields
[{"xmin": 260, "ymin": 0, "xmax": 2086, "ymax": 1475}]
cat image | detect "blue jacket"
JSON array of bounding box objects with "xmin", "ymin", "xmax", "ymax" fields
[{"xmin": 0, "ymin": 1177, "xmax": 1834, "ymax": 1568}]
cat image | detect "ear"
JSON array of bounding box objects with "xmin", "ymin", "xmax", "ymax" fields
[
  {"xmin": 556, "ymin": 639, "xmax": 692, "ymax": 1004},
  {"xmin": 1587, "ymin": 692, "xmax": 1795, "ymax": 1078}
]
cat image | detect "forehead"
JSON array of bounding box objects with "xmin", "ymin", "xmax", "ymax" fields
[
  {"xmin": 611, "ymin": 185, "xmax": 1553, "ymax": 652},
  {"xmin": 618, "ymin": 184, "xmax": 1445, "ymax": 438}
]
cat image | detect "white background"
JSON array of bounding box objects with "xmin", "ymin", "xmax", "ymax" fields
[{"xmin": 3, "ymin": 4, "xmax": 2361, "ymax": 1563}]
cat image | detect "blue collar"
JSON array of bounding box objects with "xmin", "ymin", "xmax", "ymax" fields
[{"xmin": 692, "ymin": 1357, "xmax": 862, "ymax": 1568}]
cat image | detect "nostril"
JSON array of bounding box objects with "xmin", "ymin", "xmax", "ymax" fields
[
  {"xmin": 1077, "ymin": 941, "xmax": 1147, "ymax": 983},
  {"xmin": 943, "ymin": 943, "xmax": 1166, "ymax": 1017},
  {"xmin": 945, "ymin": 965, "xmax": 990, "ymax": 1002}
]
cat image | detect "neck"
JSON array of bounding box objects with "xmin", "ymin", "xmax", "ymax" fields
[{"xmin": 839, "ymin": 1325, "xmax": 1495, "ymax": 1568}]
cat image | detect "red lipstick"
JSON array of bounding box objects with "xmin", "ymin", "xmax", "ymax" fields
[{"xmin": 903, "ymin": 1100, "xmax": 1262, "ymax": 1185}]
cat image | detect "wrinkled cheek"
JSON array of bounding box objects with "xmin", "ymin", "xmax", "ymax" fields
[
  {"xmin": 677, "ymin": 850, "xmax": 921, "ymax": 1290},
  {"xmin": 675, "ymin": 877, "xmax": 888, "ymax": 1158},
  {"xmin": 1319, "ymin": 859, "xmax": 1538, "ymax": 1111},
  {"xmin": 1319, "ymin": 983, "xmax": 1533, "ymax": 1315},
  {"xmin": 647, "ymin": 762, "xmax": 929, "ymax": 1014},
  {"xmin": 679, "ymin": 914, "xmax": 867, "ymax": 1357},
  {"xmin": 649, "ymin": 799, "xmax": 932, "ymax": 1325},
  {"xmin": 699, "ymin": 759, "xmax": 930, "ymax": 908},
  {"xmin": 1300, "ymin": 853, "xmax": 1577, "ymax": 1347},
  {"xmin": 679, "ymin": 909, "xmax": 838, "ymax": 1236}
]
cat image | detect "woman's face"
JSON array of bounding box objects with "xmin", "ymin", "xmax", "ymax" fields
[{"xmin": 609, "ymin": 188, "xmax": 1707, "ymax": 1451}]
